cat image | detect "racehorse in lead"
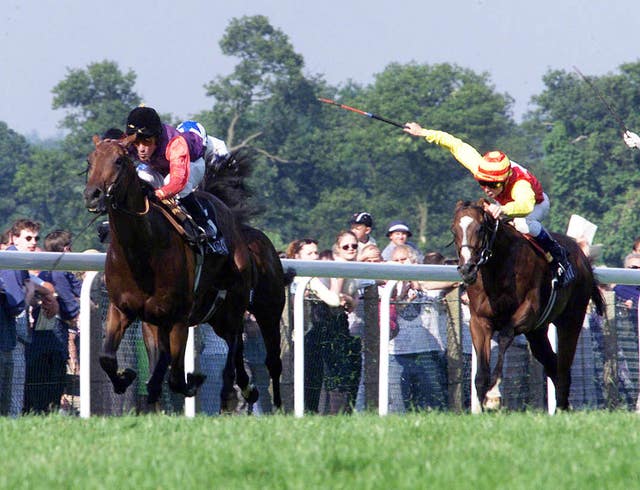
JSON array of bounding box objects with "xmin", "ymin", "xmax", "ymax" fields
[
  {"xmin": 83, "ymin": 135, "xmax": 286, "ymax": 411},
  {"xmin": 451, "ymin": 199, "xmax": 604, "ymax": 411}
]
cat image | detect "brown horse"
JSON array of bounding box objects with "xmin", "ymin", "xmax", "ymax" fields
[
  {"xmin": 83, "ymin": 135, "xmax": 286, "ymax": 411},
  {"xmin": 451, "ymin": 199, "xmax": 604, "ymax": 411}
]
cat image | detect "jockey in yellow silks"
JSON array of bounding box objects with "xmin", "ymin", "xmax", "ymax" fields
[{"xmin": 404, "ymin": 122, "xmax": 575, "ymax": 287}]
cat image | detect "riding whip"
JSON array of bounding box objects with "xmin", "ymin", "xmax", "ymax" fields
[
  {"xmin": 317, "ymin": 98, "xmax": 406, "ymax": 129},
  {"xmin": 573, "ymin": 66, "xmax": 629, "ymax": 133}
]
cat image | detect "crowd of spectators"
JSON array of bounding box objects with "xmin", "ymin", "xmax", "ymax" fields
[
  {"xmin": 1, "ymin": 219, "xmax": 80, "ymax": 415},
  {"xmin": 2, "ymin": 209, "xmax": 639, "ymax": 416}
]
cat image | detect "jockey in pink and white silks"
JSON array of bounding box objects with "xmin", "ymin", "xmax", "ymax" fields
[
  {"xmin": 125, "ymin": 106, "xmax": 229, "ymax": 254},
  {"xmin": 404, "ymin": 122, "xmax": 575, "ymax": 287}
]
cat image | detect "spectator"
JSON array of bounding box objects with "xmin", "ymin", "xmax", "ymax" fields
[
  {"xmin": 25, "ymin": 230, "xmax": 81, "ymax": 414},
  {"xmin": 196, "ymin": 325, "xmax": 228, "ymax": 415},
  {"xmin": 97, "ymin": 220, "xmax": 110, "ymax": 246},
  {"xmin": 387, "ymin": 245, "xmax": 447, "ymax": 412},
  {"xmin": 614, "ymin": 253, "xmax": 640, "ymax": 310},
  {"xmin": 349, "ymin": 212, "xmax": 376, "ymax": 256},
  {"xmin": 4, "ymin": 219, "xmax": 57, "ymax": 416},
  {"xmin": 318, "ymin": 249, "xmax": 334, "ymax": 261},
  {"xmin": 0, "ymin": 229, "xmax": 11, "ymax": 250},
  {"xmin": 359, "ymin": 243, "xmax": 383, "ymax": 264},
  {"xmin": 325, "ymin": 231, "xmax": 361, "ymax": 413},
  {"xmin": 381, "ymin": 221, "xmax": 422, "ymax": 262},
  {"xmin": 287, "ymin": 238, "xmax": 340, "ymax": 413},
  {"xmin": 354, "ymin": 243, "xmax": 397, "ymax": 411},
  {"xmin": 632, "ymin": 237, "xmax": 640, "ymax": 255}
]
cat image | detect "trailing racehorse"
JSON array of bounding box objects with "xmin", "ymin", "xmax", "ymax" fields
[
  {"xmin": 451, "ymin": 199, "xmax": 604, "ymax": 411},
  {"xmin": 83, "ymin": 135, "xmax": 286, "ymax": 411}
]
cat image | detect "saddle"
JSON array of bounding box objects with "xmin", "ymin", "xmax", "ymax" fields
[{"xmin": 147, "ymin": 196, "xmax": 210, "ymax": 258}]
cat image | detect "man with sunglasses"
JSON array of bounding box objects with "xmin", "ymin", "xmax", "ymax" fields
[
  {"xmin": 403, "ymin": 122, "xmax": 575, "ymax": 287},
  {"xmin": 1, "ymin": 219, "xmax": 57, "ymax": 415}
]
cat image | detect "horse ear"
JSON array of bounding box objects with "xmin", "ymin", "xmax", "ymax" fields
[
  {"xmin": 455, "ymin": 200, "xmax": 465, "ymax": 210},
  {"xmin": 92, "ymin": 134, "xmax": 101, "ymax": 147},
  {"xmin": 122, "ymin": 134, "xmax": 136, "ymax": 146}
]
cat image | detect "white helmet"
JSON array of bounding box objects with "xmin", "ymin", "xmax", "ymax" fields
[{"xmin": 176, "ymin": 120, "xmax": 207, "ymax": 146}]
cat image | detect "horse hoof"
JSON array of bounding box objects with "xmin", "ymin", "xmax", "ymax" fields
[
  {"xmin": 146, "ymin": 382, "xmax": 162, "ymax": 404},
  {"xmin": 114, "ymin": 368, "xmax": 137, "ymax": 394},
  {"xmin": 220, "ymin": 396, "xmax": 239, "ymax": 414},
  {"xmin": 241, "ymin": 384, "xmax": 259, "ymax": 405},
  {"xmin": 180, "ymin": 372, "xmax": 206, "ymax": 398},
  {"xmin": 187, "ymin": 372, "xmax": 206, "ymax": 389},
  {"xmin": 483, "ymin": 395, "xmax": 501, "ymax": 411}
]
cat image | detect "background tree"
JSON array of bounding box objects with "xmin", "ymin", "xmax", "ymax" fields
[
  {"xmin": 527, "ymin": 64, "xmax": 640, "ymax": 264},
  {"xmin": 52, "ymin": 60, "xmax": 141, "ymax": 160},
  {"xmin": 198, "ymin": 15, "xmax": 334, "ymax": 249},
  {"xmin": 0, "ymin": 122, "xmax": 33, "ymax": 230}
]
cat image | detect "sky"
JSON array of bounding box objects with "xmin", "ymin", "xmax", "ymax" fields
[{"xmin": 2, "ymin": 0, "xmax": 639, "ymax": 139}]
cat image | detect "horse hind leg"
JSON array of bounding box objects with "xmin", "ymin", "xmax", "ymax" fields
[
  {"xmin": 234, "ymin": 326, "xmax": 259, "ymax": 408},
  {"xmin": 250, "ymin": 308, "xmax": 283, "ymax": 410},
  {"xmin": 554, "ymin": 316, "xmax": 584, "ymax": 410},
  {"xmin": 525, "ymin": 328, "xmax": 558, "ymax": 387}
]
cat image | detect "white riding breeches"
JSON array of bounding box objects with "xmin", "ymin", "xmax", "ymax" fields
[{"xmin": 511, "ymin": 192, "xmax": 550, "ymax": 237}]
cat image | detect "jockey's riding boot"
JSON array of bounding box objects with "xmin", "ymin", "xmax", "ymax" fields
[
  {"xmin": 534, "ymin": 228, "xmax": 576, "ymax": 287},
  {"xmin": 179, "ymin": 194, "xmax": 228, "ymax": 255}
]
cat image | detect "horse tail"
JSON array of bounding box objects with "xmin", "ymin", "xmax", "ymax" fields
[
  {"xmin": 202, "ymin": 148, "xmax": 264, "ymax": 224},
  {"xmin": 591, "ymin": 280, "xmax": 606, "ymax": 317},
  {"xmin": 283, "ymin": 267, "xmax": 296, "ymax": 287}
]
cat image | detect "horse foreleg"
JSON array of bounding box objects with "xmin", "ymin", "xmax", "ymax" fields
[
  {"xmin": 470, "ymin": 317, "xmax": 492, "ymax": 413},
  {"xmin": 166, "ymin": 324, "xmax": 206, "ymax": 397},
  {"xmin": 141, "ymin": 322, "xmax": 170, "ymax": 404},
  {"xmin": 99, "ymin": 304, "xmax": 137, "ymax": 394},
  {"xmin": 485, "ymin": 329, "xmax": 515, "ymax": 411}
]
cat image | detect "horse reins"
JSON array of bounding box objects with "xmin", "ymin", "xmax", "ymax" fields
[{"xmin": 458, "ymin": 213, "xmax": 499, "ymax": 266}]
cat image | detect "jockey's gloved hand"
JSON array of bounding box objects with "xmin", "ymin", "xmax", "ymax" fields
[{"xmin": 623, "ymin": 130, "xmax": 640, "ymax": 149}]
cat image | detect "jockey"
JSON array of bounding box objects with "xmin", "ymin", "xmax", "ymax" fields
[
  {"xmin": 403, "ymin": 122, "xmax": 576, "ymax": 287},
  {"xmin": 125, "ymin": 106, "xmax": 227, "ymax": 255}
]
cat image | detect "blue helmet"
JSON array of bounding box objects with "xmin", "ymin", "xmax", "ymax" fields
[{"xmin": 176, "ymin": 120, "xmax": 207, "ymax": 146}]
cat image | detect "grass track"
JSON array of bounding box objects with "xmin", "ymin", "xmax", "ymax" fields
[{"xmin": 1, "ymin": 411, "xmax": 639, "ymax": 489}]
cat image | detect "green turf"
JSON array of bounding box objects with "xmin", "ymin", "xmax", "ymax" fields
[{"xmin": 0, "ymin": 411, "xmax": 638, "ymax": 489}]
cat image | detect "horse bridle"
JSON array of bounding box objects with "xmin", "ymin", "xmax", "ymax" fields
[
  {"xmin": 459, "ymin": 212, "xmax": 499, "ymax": 266},
  {"xmin": 103, "ymin": 154, "xmax": 150, "ymax": 216}
]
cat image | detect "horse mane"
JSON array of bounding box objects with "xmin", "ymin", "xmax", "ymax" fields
[{"xmin": 202, "ymin": 148, "xmax": 264, "ymax": 225}]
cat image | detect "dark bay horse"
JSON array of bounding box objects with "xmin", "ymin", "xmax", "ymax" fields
[
  {"xmin": 83, "ymin": 135, "xmax": 286, "ymax": 411},
  {"xmin": 451, "ymin": 199, "xmax": 604, "ymax": 411}
]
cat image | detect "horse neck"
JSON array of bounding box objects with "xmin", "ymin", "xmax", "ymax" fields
[{"xmin": 108, "ymin": 171, "xmax": 154, "ymax": 247}]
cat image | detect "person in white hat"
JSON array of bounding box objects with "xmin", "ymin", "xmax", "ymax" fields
[{"xmin": 381, "ymin": 220, "xmax": 422, "ymax": 262}]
